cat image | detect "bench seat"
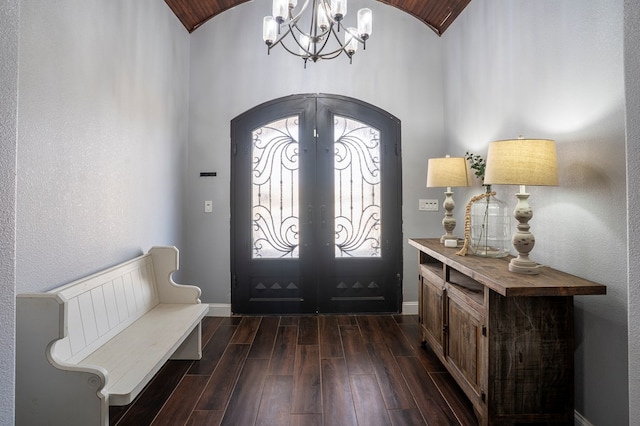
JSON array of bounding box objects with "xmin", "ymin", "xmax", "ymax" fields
[{"xmin": 79, "ymin": 303, "xmax": 208, "ymax": 405}]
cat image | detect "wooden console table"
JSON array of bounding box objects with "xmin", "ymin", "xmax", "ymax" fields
[{"xmin": 408, "ymin": 238, "xmax": 606, "ymax": 426}]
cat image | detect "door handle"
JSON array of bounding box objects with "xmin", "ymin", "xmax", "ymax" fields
[{"xmin": 308, "ymin": 205, "xmax": 313, "ymax": 225}]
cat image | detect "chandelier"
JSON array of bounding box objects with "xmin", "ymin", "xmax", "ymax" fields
[{"xmin": 262, "ymin": 0, "xmax": 373, "ymax": 66}]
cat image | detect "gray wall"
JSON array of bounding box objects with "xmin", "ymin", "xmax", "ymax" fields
[
  {"xmin": 184, "ymin": 0, "xmax": 447, "ymax": 304},
  {"xmin": 17, "ymin": 1, "xmax": 190, "ymax": 292},
  {"xmin": 441, "ymin": 0, "xmax": 628, "ymax": 423},
  {"xmin": 0, "ymin": 1, "xmax": 19, "ymax": 423},
  {"xmin": 625, "ymin": 0, "xmax": 640, "ymax": 424},
  {"xmin": 11, "ymin": 3, "xmax": 190, "ymax": 422}
]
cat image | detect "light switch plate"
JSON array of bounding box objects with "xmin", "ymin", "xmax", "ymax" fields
[
  {"xmin": 419, "ymin": 199, "xmax": 439, "ymax": 211},
  {"xmin": 204, "ymin": 200, "xmax": 213, "ymax": 213}
]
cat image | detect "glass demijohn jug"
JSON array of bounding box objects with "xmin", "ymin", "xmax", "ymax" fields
[{"xmin": 470, "ymin": 187, "xmax": 510, "ymax": 258}]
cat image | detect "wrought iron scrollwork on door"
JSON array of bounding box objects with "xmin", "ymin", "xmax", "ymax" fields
[
  {"xmin": 251, "ymin": 117, "xmax": 300, "ymax": 258},
  {"xmin": 333, "ymin": 116, "xmax": 381, "ymax": 258}
]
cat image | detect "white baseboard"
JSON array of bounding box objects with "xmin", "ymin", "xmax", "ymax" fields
[
  {"xmin": 402, "ymin": 301, "xmax": 419, "ymax": 315},
  {"xmin": 574, "ymin": 410, "xmax": 594, "ymax": 426},
  {"xmin": 207, "ymin": 303, "xmax": 232, "ymax": 317},
  {"xmin": 207, "ymin": 302, "xmax": 419, "ymax": 316}
]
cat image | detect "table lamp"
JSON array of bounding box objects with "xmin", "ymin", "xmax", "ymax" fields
[
  {"xmin": 426, "ymin": 156, "xmax": 472, "ymax": 245},
  {"xmin": 484, "ymin": 138, "xmax": 559, "ymax": 274}
]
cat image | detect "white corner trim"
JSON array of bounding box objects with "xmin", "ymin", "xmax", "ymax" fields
[
  {"xmin": 574, "ymin": 410, "xmax": 594, "ymax": 426},
  {"xmin": 402, "ymin": 301, "xmax": 419, "ymax": 315},
  {"xmin": 207, "ymin": 303, "xmax": 232, "ymax": 317}
]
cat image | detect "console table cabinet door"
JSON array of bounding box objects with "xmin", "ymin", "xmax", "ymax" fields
[
  {"xmin": 446, "ymin": 291, "xmax": 486, "ymax": 411},
  {"xmin": 419, "ymin": 267, "xmax": 445, "ymax": 357}
]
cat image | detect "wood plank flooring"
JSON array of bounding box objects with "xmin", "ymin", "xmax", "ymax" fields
[{"xmin": 110, "ymin": 315, "xmax": 478, "ymax": 426}]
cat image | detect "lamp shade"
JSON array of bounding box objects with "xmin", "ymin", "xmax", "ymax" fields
[
  {"xmin": 426, "ymin": 156, "xmax": 472, "ymax": 188},
  {"xmin": 484, "ymin": 139, "xmax": 559, "ymax": 186}
]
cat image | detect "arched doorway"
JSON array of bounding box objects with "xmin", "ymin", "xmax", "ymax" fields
[{"xmin": 231, "ymin": 94, "xmax": 402, "ymax": 314}]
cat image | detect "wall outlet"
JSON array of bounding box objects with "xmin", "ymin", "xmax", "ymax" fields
[{"xmin": 419, "ymin": 199, "xmax": 439, "ymax": 211}]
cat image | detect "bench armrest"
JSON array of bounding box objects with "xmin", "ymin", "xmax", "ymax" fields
[
  {"xmin": 17, "ymin": 294, "xmax": 109, "ymax": 426},
  {"xmin": 149, "ymin": 246, "xmax": 202, "ymax": 304}
]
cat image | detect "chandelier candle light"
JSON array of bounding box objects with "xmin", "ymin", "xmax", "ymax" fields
[
  {"xmin": 263, "ymin": 0, "xmax": 372, "ymax": 66},
  {"xmin": 426, "ymin": 156, "xmax": 473, "ymax": 246},
  {"xmin": 484, "ymin": 138, "xmax": 559, "ymax": 274}
]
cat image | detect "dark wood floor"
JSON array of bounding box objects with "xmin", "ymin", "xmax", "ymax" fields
[{"xmin": 110, "ymin": 314, "xmax": 478, "ymax": 426}]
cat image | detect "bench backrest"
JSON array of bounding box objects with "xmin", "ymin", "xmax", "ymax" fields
[{"xmin": 50, "ymin": 253, "xmax": 160, "ymax": 364}]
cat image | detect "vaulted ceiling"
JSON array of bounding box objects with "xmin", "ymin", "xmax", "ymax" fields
[{"xmin": 164, "ymin": 0, "xmax": 472, "ymax": 35}]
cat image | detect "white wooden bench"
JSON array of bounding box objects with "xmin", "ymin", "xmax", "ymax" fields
[{"xmin": 16, "ymin": 246, "xmax": 209, "ymax": 426}]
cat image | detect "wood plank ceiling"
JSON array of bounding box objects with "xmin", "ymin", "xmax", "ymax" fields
[{"xmin": 164, "ymin": 0, "xmax": 472, "ymax": 35}]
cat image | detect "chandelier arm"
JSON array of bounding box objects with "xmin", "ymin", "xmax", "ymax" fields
[
  {"xmin": 301, "ymin": 24, "xmax": 345, "ymax": 59},
  {"xmin": 302, "ymin": 23, "xmax": 354, "ymax": 59},
  {"xmin": 318, "ymin": 0, "xmax": 343, "ymax": 28},
  {"xmin": 315, "ymin": 31, "xmax": 332, "ymax": 53},
  {"xmin": 343, "ymin": 26, "xmax": 366, "ymax": 45},
  {"xmin": 270, "ymin": 9, "xmax": 323, "ymax": 50},
  {"xmin": 304, "ymin": 30, "xmax": 348, "ymax": 59},
  {"xmin": 283, "ymin": 20, "xmax": 319, "ymax": 56},
  {"xmin": 290, "ymin": 27, "xmax": 313, "ymax": 55},
  {"xmin": 329, "ymin": 26, "xmax": 348, "ymax": 53},
  {"xmin": 270, "ymin": 0, "xmax": 328, "ymax": 52},
  {"xmin": 269, "ymin": 23, "xmax": 297, "ymax": 50},
  {"xmin": 313, "ymin": 45, "xmax": 348, "ymax": 58},
  {"xmin": 284, "ymin": 28, "xmax": 346, "ymax": 60},
  {"xmin": 278, "ymin": 0, "xmax": 311, "ymax": 27},
  {"xmin": 267, "ymin": 0, "xmax": 315, "ymax": 50},
  {"xmin": 289, "ymin": 18, "xmax": 328, "ymax": 41},
  {"xmin": 317, "ymin": 48, "xmax": 346, "ymax": 59},
  {"xmin": 302, "ymin": 22, "xmax": 332, "ymax": 41},
  {"xmin": 278, "ymin": 42, "xmax": 313, "ymax": 58},
  {"xmin": 303, "ymin": 27, "xmax": 341, "ymax": 57},
  {"xmin": 310, "ymin": 1, "xmax": 346, "ymax": 42}
]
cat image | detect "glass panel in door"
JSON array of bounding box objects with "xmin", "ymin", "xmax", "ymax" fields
[
  {"xmin": 334, "ymin": 116, "xmax": 381, "ymax": 258},
  {"xmin": 252, "ymin": 117, "xmax": 300, "ymax": 259}
]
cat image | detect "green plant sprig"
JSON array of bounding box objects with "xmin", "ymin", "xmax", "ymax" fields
[{"xmin": 465, "ymin": 151, "xmax": 486, "ymax": 183}]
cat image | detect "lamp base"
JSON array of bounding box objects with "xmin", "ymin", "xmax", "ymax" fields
[
  {"xmin": 508, "ymin": 191, "xmax": 540, "ymax": 275},
  {"xmin": 508, "ymin": 257, "xmax": 540, "ymax": 275},
  {"xmin": 440, "ymin": 191, "xmax": 457, "ymax": 245}
]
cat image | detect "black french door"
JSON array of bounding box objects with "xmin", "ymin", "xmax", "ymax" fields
[{"xmin": 231, "ymin": 94, "xmax": 402, "ymax": 314}]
